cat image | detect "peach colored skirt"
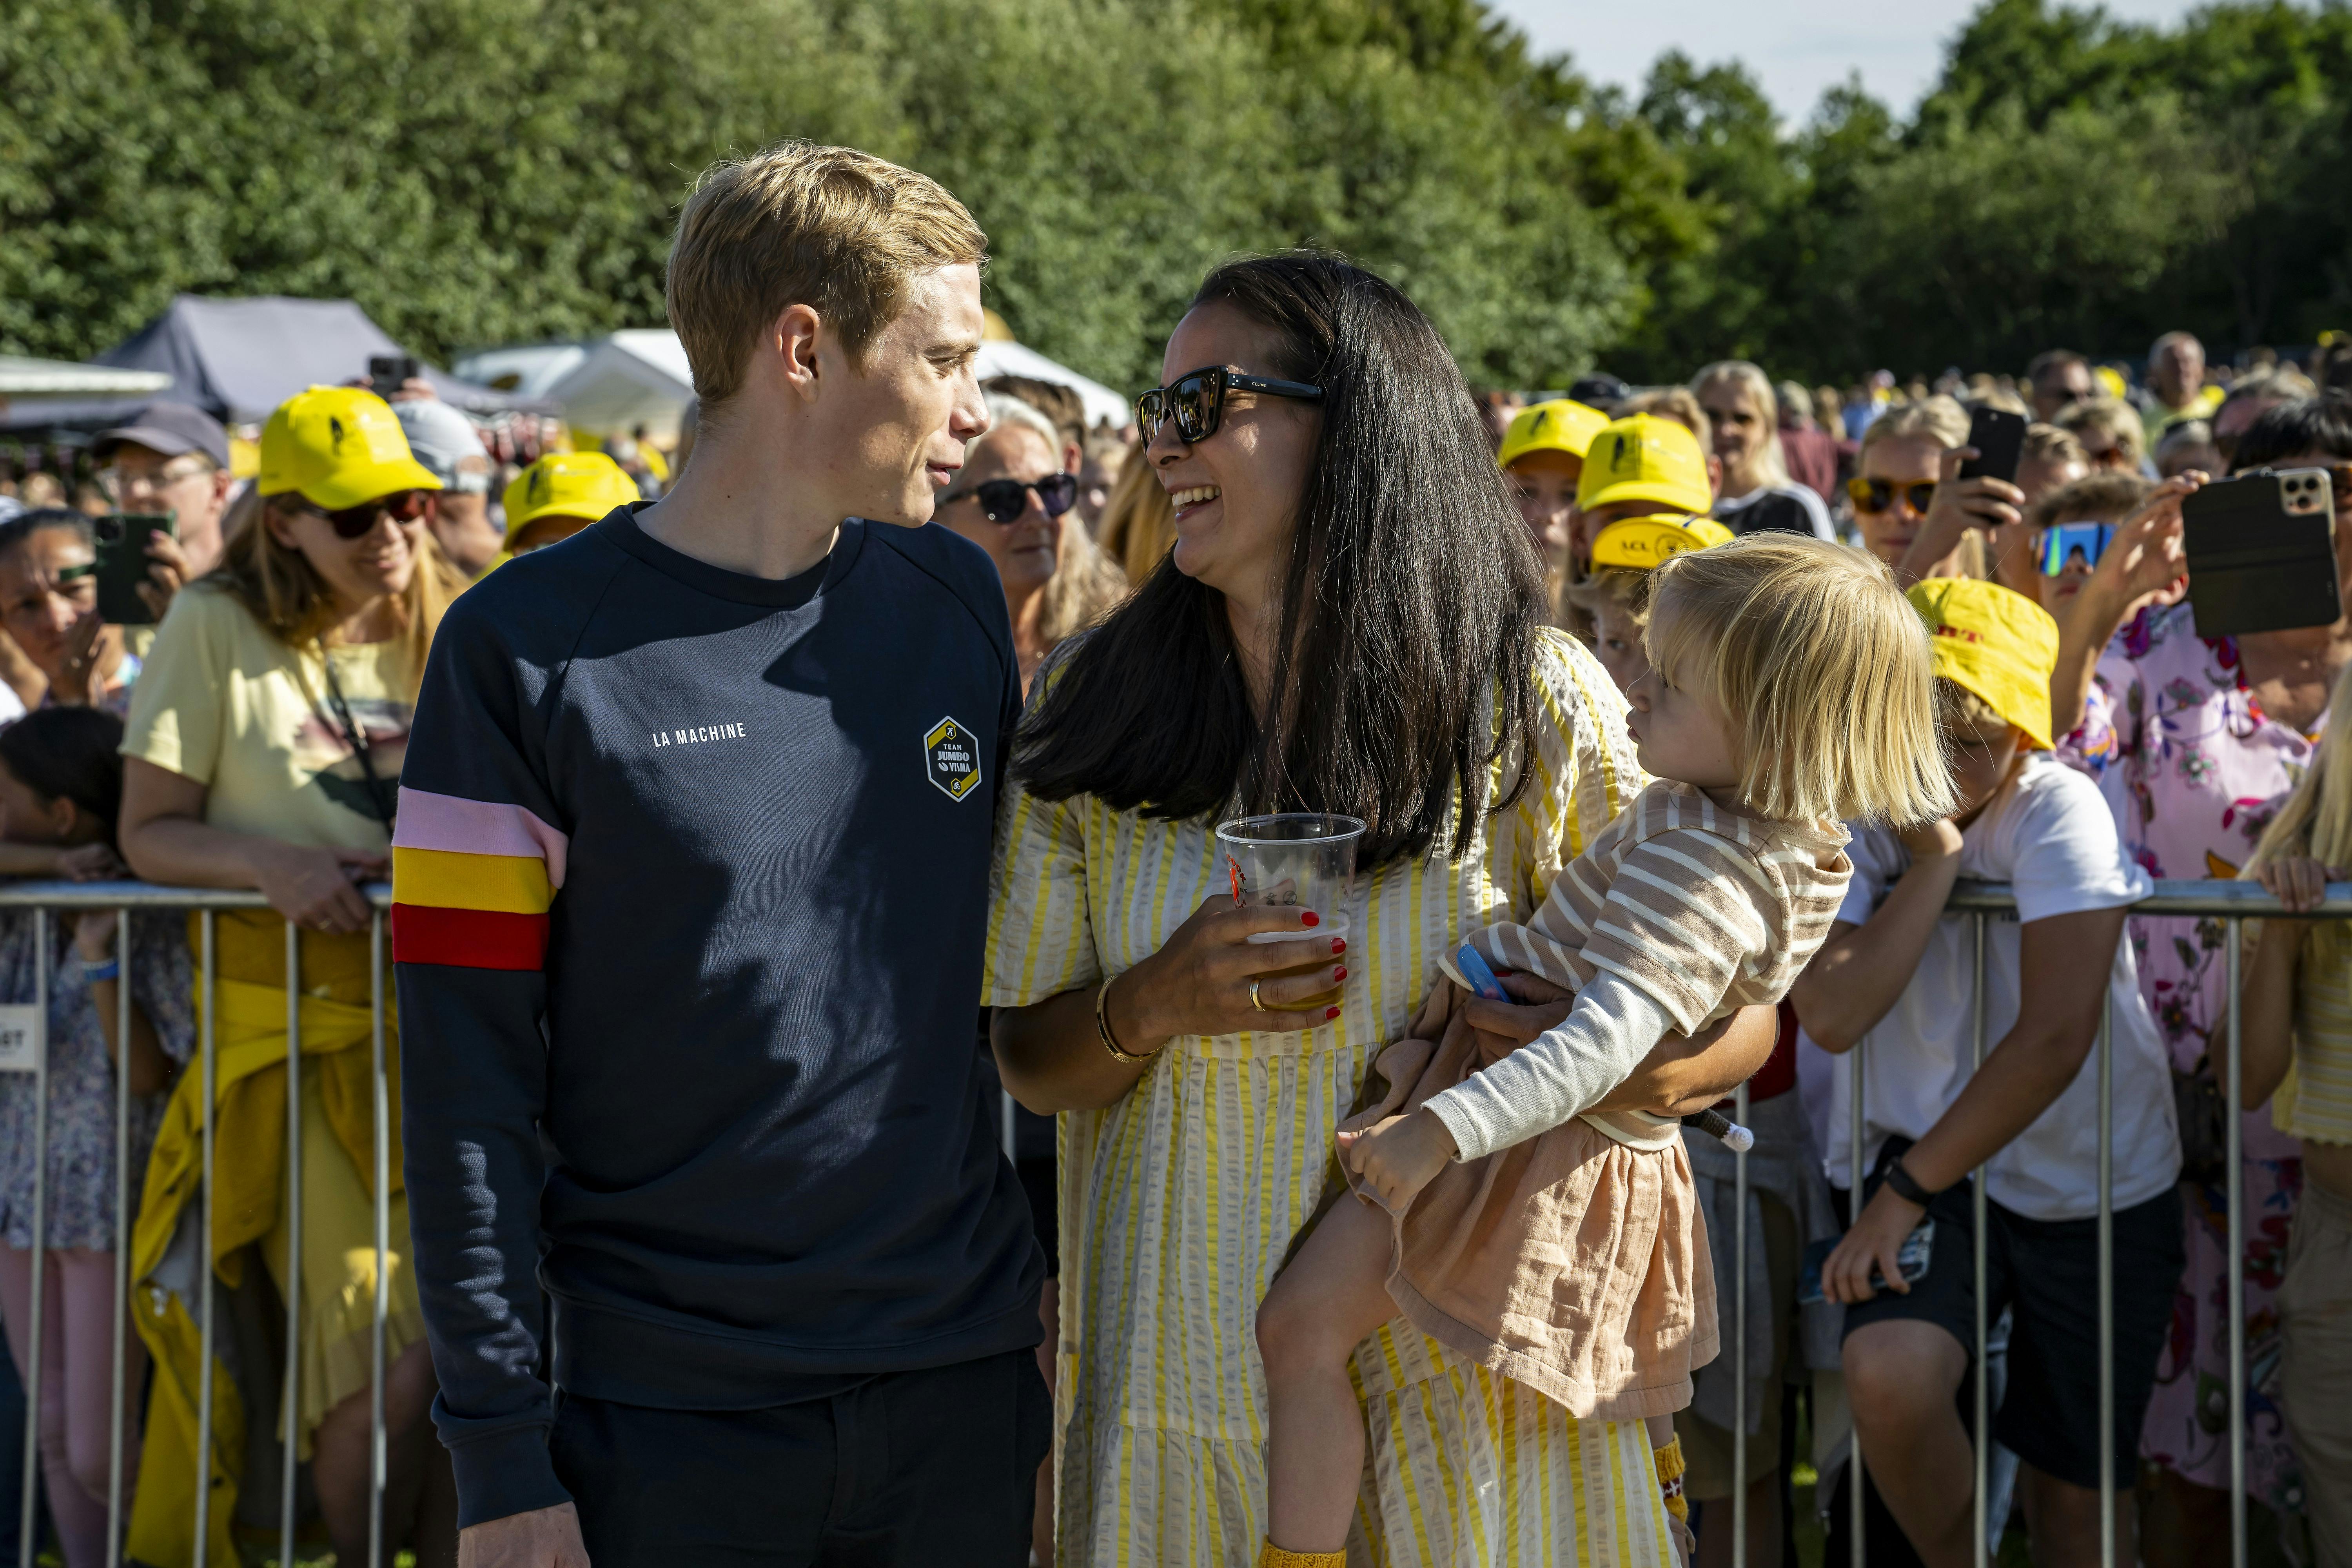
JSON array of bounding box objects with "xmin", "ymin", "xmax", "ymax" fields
[{"xmin": 1355, "ymin": 1023, "xmax": 1717, "ymax": 1422}]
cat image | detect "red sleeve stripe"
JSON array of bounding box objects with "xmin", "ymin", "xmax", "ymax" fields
[{"xmin": 391, "ymin": 904, "xmax": 550, "ymax": 971}]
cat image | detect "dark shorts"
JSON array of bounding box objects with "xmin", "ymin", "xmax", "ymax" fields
[
  {"xmin": 553, "ymin": 1347, "xmax": 1052, "ymax": 1566},
  {"xmin": 1842, "ymin": 1138, "xmax": 2185, "ymax": 1490}
]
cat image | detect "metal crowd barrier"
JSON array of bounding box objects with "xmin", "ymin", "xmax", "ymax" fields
[
  {"xmin": 12, "ymin": 875, "xmax": 2328, "ymax": 1567},
  {"xmin": 1722, "ymin": 876, "xmax": 2345, "ymax": 1568},
  {"xmin": 1, "ymin": 876, "xmax": 1018, "ymax": 1568},
  {"xmin": 1, "ymin": 880, "xmax": 393, "ymax": 1568}
]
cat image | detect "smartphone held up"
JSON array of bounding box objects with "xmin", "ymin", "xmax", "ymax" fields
[{"xmin": 2181, "ymin": 466, "xmax": 2341, "ymax": 637}]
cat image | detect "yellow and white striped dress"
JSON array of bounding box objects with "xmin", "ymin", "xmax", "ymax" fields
[{"xmin": 984, "ymin": 627, "xmax": 1680, "ymax": 1568}]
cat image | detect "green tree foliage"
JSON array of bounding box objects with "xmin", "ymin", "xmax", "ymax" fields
[
  {"xmin": 7, "ymin": 0, "xmax": 2350, "ymax": 396},
  {"xmin": 0, "ymin": 0, "xmax": 1690, "ymax": 394},
  {"xmin": 1617, "ymin": 0, "xmax": 2352, "ymax": 382}
]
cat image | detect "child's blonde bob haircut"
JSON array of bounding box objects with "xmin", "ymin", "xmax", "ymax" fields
[{"xmin": 1646, "ymin": 534, "xmax": 1956, "ymax": 826}]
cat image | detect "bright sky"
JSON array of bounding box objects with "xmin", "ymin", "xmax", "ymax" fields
[{"xmin": 1485, "ymin": 0, "xmax": 2209, "ymax": 123}]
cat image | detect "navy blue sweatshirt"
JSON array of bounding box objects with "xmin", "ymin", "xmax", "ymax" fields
[{"xmin": 392, "ymin": 505, "xmax": 1042, "ymax": 1526}]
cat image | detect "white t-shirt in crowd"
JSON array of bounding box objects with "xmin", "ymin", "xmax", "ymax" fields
[{"xmin": 1824, "ymin": 755, "xmax": 2181, "ymax": 1222}]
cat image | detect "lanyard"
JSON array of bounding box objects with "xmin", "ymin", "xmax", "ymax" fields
[{"xmin": 317, "ymin": 653, "xmax": 397, "ymax": 829}]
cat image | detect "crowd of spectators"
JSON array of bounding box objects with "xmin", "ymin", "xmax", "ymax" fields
[{"xmin": 0, "ymin": 315, "xmax": 2347, "ymax": 1567}]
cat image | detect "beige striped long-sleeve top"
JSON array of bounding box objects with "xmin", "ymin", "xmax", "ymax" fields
[{"xmin": 1465, "ymin": 779, "xmax": 1853, "ymax": 1035}]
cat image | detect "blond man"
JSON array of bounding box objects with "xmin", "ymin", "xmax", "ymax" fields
[{"xmin": 395, "ymin": 142, "xmax": 1047, "ymax": 1568}]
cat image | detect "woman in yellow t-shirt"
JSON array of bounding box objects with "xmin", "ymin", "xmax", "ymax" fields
[
  {"xmin": 2243, "ymin": 655, "xmax": 2352, "ymax": 1562},
  {"xmin": 119, "ymin": 386, "xmax": 468, "ymax": 1566},
  {"xmin": 986, "ymin": 254, "xmax": 1772, "ymax": 1568}
]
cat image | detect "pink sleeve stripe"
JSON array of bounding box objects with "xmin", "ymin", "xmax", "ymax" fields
[{"xmin": 392, "ymin": 788, "xmax": 569, "ymax": 889}]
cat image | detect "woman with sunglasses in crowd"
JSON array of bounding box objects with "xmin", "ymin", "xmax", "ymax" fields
[
  {"xmin": 937, "ymin": 393, "xmax": 1127, "ymax": 695},
  {"xmin": 114, "ymin": 387, "xmax": 467, "ymax": 1566},
  {"xmin": 1843, "ymin": 393, "xmax": 2025, "ymax": 585},
  {"xmin": 984, "ymin": 251, "xmax": 1775, "ymax": 1566}
]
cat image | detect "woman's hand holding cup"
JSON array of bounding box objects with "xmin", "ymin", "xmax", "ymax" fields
[{"xmin": 1103, "ymin": 894, "xmax": 1349, "ymax": 1051}]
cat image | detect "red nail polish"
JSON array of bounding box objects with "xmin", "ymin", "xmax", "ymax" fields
[
  {"xmin": 1325, "ymin": 1005, "xmax": 1341, "ymax": 1020},
  {"xmin": 1332, "ymin": 937, "xmax": 1347, "ymax": 955},
  {"xmin": 1301, "ymin": 911, "xmax": 1319, "ymax": 927},
  {"xmin": 1333, "ymin": 967, "xmax": 1347, "ymax": 982}
]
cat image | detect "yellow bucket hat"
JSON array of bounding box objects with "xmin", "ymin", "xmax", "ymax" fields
[
  {"xmin": 1578, "ymin": 414, "xmax": 1712, "ymax": 515},
  {"xmin": 1589, "ymin": 512, "xmax": 1735, "ymax": 571},
  {"xmin": 257, "ymin": 387, "xmax": 443, "ymax": 511},
  {"xmin": 502, "ymin": 452, "xmax": 642, "ymax": 548},
  {"xmin": 1906, "ymin": 578, "xmax": 2060, "ymax": 751},
  {"xmin": 1497, "ymin": 399, "xmax": 1610, "ymax": 471}
]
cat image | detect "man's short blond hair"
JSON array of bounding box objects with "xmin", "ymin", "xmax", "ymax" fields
[
  {"xmin": 666, "ymin": 141, "xmax": 987, "ymax": 412},
  {"xmin": 1647, "ymin": 534, "xmax": 1956, "ymax": 827}
]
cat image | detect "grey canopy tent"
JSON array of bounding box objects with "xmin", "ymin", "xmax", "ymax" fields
[{"xmin": 1, "ymin": 295, "xmax": 538, "ymax": 436}]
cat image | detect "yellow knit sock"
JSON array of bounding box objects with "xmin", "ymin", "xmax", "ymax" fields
[
  {"xmin": 1258, "ymin": 1543, "xmax": 1348, "ymax": 1568},
  {"xmin": 1653, "ymin": 1434, "xmax": 1689, "ymax": 1523}
]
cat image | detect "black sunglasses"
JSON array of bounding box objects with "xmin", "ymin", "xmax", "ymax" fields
[
  {"xmin": 940, "ymin": 472, "xmax": 1078, "ymax": 524},
  {"xmin": 1847, "ymin": 477, "xmax": 1937, "ymax": 515},
  {"xmin": 298, "ymin": 489, "xmax": 432, "ymax": 539},
  {"xmin": 1136, "ymin": 365, "xmax": 1323, "ymax": 446}
]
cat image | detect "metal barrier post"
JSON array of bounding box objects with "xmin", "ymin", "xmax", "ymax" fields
[
  {"xmin": 1731, "ymin": 1078, "xmax": 1749, "ymax": 1567},
  {"xmin": 369, "ymin": 912, "xmax": 388, "ymax": 1568},
  {"xmin": 281, "ymin": 920, "xmax": 302, "ymax": 1566},
  {"xmin": 1849, "ymin": 1038, "xmax": 1865, "ymax": 1566},
  {"xmin": 1001, "ymin": 1089, "xmax": 1016, "ymax": 1163},
  {"xmin": 2226, "ymin": 918, "xmax": 2247, "ymax": 1568},
  {"xmin": 194, "ymin": 909, "xmax": 216, "ymax": 1568},
  {"xmin": 107, "ymin": 907, "xmax": 129, "ymax": 1568},
  {"xmin": 2096, "ymin": 996, "xmax": 2114, "ymax": 1568},
  {"xmin": 1970, "ymin": 913, "xmax": 1988, "ymax": 1568},
  {"xmin": 18, "ymin": 910, "xmax": 47, "ymax": 1568}
]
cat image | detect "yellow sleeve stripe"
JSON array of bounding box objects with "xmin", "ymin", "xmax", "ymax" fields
[{"xmin": 391, "ymin": 846, "xmax": 555, "ymax": 914}]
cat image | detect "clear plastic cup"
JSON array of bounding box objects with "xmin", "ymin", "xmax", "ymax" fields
[{"xmin": 1214, "ymin": 813, "xmax": 1365, "ymax": 944}]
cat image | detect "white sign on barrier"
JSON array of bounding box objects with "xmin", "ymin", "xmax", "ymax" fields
[{"xmin": 0, "ymin": 1004, "xmax": 41, "ymax": 1073}]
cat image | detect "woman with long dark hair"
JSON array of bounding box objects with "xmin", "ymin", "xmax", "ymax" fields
[{"xmin": 985, "ymin": 253, "xmax": 1771, "ymax": 1565}]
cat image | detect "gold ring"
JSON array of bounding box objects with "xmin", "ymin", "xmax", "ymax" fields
[{"xmin": 1250, "ymin": 979, "xmax": 1267, "ymax": 1013}]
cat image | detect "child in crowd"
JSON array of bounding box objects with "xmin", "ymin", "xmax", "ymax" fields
[
  {"xmin": 0, "ymin": 707, "xmax": 193, "ymax": 1568},
  {"xmin": 1563, "ymin": 512, "xmax": 1734, "ymax": 695},
  {"xmin": 2240, "ymin": 657, "xmax": 2352, "ymax": 1565},
  {"xmin": 1570, "ymin": 512, "xmax": 1847, "ymax": 1566},
  {"xmin": 2028, "ymin": 472, "xmax": 2151, "ymax": 617},
  {"xmin": 1253, "ymin": 535, "xmax": 1954, "ymax": 1568},
  {"xmin": 1791, "ymin": 578, "xmax": 2182, "ymax": 1566},
  {"xmin": 1497, "ymin": 397, "xmax": 1609, "ymax": 601}
]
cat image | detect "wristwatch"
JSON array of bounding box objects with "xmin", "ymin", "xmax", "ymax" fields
[{"xmin": 1882, "ymin": 1159, "xmax": 1938, "ymax": 1207}]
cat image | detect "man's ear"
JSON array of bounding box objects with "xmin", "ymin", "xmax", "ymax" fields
[{"xmin": 768, "ymin": 303, "xmax": 824, "ymax": 399}]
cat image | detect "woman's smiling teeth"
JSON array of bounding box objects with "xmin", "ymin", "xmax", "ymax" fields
[{"xmin": 1171, "ymin": 485, "xmax": 1221, "ymax": 510}]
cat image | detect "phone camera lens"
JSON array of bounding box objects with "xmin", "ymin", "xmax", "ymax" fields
[{"xmin": 94, "ymin": 518, "xmax": 123, "ymax": 545}]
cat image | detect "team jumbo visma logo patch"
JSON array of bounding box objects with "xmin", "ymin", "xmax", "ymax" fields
[{"xmin": 924, "ymin": 716, "xmax": 982, "ymax": 802}]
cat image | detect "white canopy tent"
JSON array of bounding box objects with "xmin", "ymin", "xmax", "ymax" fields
[
  {"xmin": 0, "ymin": 357, "xmax": 171, "ymax": 398},
  {"xmin": 456, "ymin": 329, "xmax": 1129, "ymax": 439},
  {"xmin": 456, "ymin": 330, "xmax": 694, "ymax": 440}
]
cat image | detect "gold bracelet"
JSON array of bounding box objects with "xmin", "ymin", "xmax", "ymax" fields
[{"xmin": 1095, "ymin": 977, "xmax": 1156, "ymax": 1065}]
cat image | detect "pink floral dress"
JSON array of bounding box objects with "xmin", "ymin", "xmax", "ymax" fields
[{"xmin": 2060, "ymin": 601, "xmax": 2312, "ymax": 1515}]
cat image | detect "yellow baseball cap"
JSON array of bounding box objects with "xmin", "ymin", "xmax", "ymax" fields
[
  {"xmin": 1497, "ymin": 399, "xmax": 1610, "ymax": 471},
  {"xmin": 1577, "ymin": 414, "xmax": 1711, "ymax": 515},
  {"xmin": 1906, "ymin": 578, "xmax": 2060, "ymax": 751},
  {"xmin": 257, "ymin": 387, "xmax": 443, "ymax": 511},
  {"xmin": 1589, "ymin": 513, "xmax": 1735, "ymax": 571},
  {"xmin": 502, "ymin": 452, "xmax": 641, "ymax": 547}
]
